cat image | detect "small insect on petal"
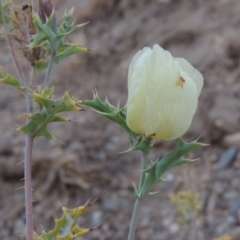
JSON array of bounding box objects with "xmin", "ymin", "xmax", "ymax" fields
[{"xmin": 176, "ymin": 76, "xmax": 185, "ymax": 88}]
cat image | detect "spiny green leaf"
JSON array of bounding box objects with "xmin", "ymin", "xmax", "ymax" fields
[
  {"xmin": 34, "ymin": 203, "xmax": 94, "ymax": 240},
  {"xmin": 155, "ymin": 138, "xmax": 203, "ymax": 179},
  {"xmin": 54, "ymin": 45, "xmax": 88, "ymax": 63},
  {"xmin": 82, "ymin": 94, "xmax": 116, "ymax": 113},
  {"xmin": 19, "ymin": 91, "xmax": 81, "ymax": 138},
  {"xmin": 50, "ymin": 115, "xmax": 70, "ymax": 123},
  {"xmin": 82, "ymin": 94, "xmax": 137, "ymax": 142},
  {"xmin": 140, "ymin": 138, "xmax": 204, "ymax": 197},
  {"xmin": 35, "ymin": 46, "xmax": 88, "ymax": 72},
  {"xmin": 30, "ymin": 12, "xmax": 56, "ymax": 48},
  {"xmin": 30, "ymin": 8, "xmax": 87, "ymax": 72},
  {"xmin": 132, "ymin": 181, "xmax": 141, "ymax": 199},
  {"xmin": 35, "ymin": 59, "xmax": 49, "ymax": 72},
  {"xmin": 0, "ymin": 67, "xmax": 27, "ymax": 93},
  {"xmin": 140, "ymin": 162, "xmax": 158, "ymax": 197},
  {"xmin": 32, "ymin": 91, "xmax": 81, "ymax": 114},
  {"xmin": 168, "ymin": 157, "xmax": 195, "ymax": 170},
  {"xmin": 121, "ymin": 136, "xmax": 151, "ymax": 154},
  {"xmin": 70, "ymin": 225, "xmax": 90, "ymax": 238},
  {"xmin": 18, "ymin": 111, "xmax": 56, "ymax": 139}
]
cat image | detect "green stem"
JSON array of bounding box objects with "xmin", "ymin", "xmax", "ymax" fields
[
  {"xmin": 43, "ymin": 48, "xmax": 55, "ymax": 88},
  {"xmin": 24, "ymin": 134, "xmax": 34, "ymax": 240},
  {"xmin": 127, "ymin": 151, "xmax": 149, "ymax": 240},
  {"xmin": 3, "ymin": 11, "xmax": 34, "ymax": 239}
]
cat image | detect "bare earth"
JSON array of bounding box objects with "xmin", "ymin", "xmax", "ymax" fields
[{"xmin": 1, "ymin": 0, "xmax": 240, "ymax": 239}]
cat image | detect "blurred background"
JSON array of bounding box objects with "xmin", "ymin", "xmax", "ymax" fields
[{"xmin": 1, "ymin": 0, "xmax": 240, "ymax": 239}]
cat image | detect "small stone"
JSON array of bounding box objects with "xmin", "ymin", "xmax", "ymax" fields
[
  {"xmin": 67, "ymin": 142, "xmax": 83, "ymax": 153},
  {"xmin": 215, "ymin": 147, "xmax": 238, "ymax": 170},
  {"xmin": 227, "ymin": 215, "xmax": 235, "ymax": 224},
  {"xmin": 224, "ymin": 133, "xmax": 240, "ymax": 149},
  {"xmin": 103, "ymin": 196, "xmax": 118, "ymax": 211},
  {"xmin": 14, "ymin": 219, "xmax": 25, "ymax": 236},
  {"xmin": 213, "ymin": 182, "xmax": 224, "ymax": 194},
  {"xmin": 231, "ymin": 200, "xmax": 240, "ymax": 214},
  {"xmin": 91, "ymin": 210, "xmax": 103, "ymax": 225},
  {"xmin": 164, "ymin": 172, "xmax": 175, "ymax": 181},
  {"xmin": 213, "ymin": 169, "xmax": 233, "ymax": 181},
  {"xmin": 169, "ymin": 223, "xmax": 180, "ymax": 234},
  {"xmin": 224, "ymin": 191, "xmax": 238, "ymax": 201}
]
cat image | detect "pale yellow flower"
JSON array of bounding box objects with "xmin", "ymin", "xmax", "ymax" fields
[{"xmin": 126, "ymin": 45, "xmax": 203, "ymax": 140}]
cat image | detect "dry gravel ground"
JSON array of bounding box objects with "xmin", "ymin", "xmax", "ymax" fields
[{"xmin": 1, "ymin": 0, "xmax": 240, "ymax": 239}]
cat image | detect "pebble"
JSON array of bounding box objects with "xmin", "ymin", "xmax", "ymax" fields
[
  {"xmin": 230, "ymin": 200, "xmax": 240, "ymax": 214},
  {"xmin": 227, "ymin": 215, "xmax": 235, "ymax": 224},
  {"xmin": 67, "ymin": 142, "xmax": 83, "ymax": 153},
  {"xmin": 223, "ymin": 191, "xmax": 238, "ymax": 201},
  {"xmin": 91, "ymin": 210, "xmax": 103, "ymax": 225},
  {"xmin": 164, "ymin": 172, "xmax": 175, "ymax": 181},
  {"xmin": 169, "ymin": 223, "xmax": 180, "ymax": 234},
  {"xmin": 215, "ymin": 147, "xmax": 238, "ymax": 170},
  {"xmin": 13, "ymin": 219, "xmax": 25, "ymax": 236},
  {"xmin": 213, "ymin": 182, "xmax": 224, "ymax": 194},
  {"xmin": 224, "ymin": 133, "xmax": 240, "ymax": 149},
  {"xmin": 103, "ymin": 196, "xmax": 118, "ymax": 211},
  {"xmin": 212, "ymin": 169, "xmax": 233, "ymax": 181}
]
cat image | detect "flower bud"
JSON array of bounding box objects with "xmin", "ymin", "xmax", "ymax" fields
[
  {"xmin": 126, "ymin": 45, "xmax": 203, "ymax": 140},
  {"xmin": 38, "ymin": 0, "xmax": 57, "ymax": 32}
]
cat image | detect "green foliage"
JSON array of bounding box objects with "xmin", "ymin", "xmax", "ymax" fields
[
  {"xmin": 0, "ymin": 0, "xmax": 11, "ymax": 24},
  {"xmin": 18, "ymin": 90, "xmax": 81, "ymax": 139},
  {"xmin": 34, "ymin": 203, "xmax": 95, "ymax": 240},
  {"xmin": 140, "ymin": 138, "xmax": 205, "ymax": 197},
  {"xmin": 83, "ymin": 94, "xmax": 205, "ymax": 199},
  {"xmin": 0, "ymin": 67, "xmax": 27, "ymax": 93},
  {"xmin": 0, "ymin": 70, "xmax": 81, "ymax": 139},
  {"xmin": 123, "ymin": 136, "xmax": 152, "ymax": 155},
  {"xmin": 31, "ymin": 8, "xmax": 88, "ymax": 72},
  {"xmin": 82, "ymin": 93, "xmax": 137, "ymax": 142},
  {"xmin": 82, "ymin": 95, "xmax": 205, "ymax": 198}
]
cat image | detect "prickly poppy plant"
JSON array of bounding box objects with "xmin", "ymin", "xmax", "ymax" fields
[
  {"xmin": 0, "ymin": 1, "xmax": 90, "ymax": 240},
  {"xmin": 82, "ymin": 45, "xmax": 205, "ymax": 240}
]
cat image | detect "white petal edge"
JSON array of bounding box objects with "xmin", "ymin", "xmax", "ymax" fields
[{"xmin": 175, "ymin": 58, "xmax": 203, "ymax": 97}]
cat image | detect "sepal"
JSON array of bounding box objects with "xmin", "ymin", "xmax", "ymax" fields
[
  {"xmin": 132, "ymin": 181, "xmax": 141, "ymax": 199},
  {"xmin": 121, "ymin": 136, "xmax": 152, "ymax": 154}
]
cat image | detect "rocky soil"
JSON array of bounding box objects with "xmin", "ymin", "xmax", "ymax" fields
[{"xmin": 1, "ymin": 0, "xmax": 240, "ymax": 239}]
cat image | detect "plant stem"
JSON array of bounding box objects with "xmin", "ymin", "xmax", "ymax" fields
[
  {"xmin": 24, "ymin": 93, "xmax": 34, "ymax": 240},
  {"xmin": 127, "ymin": 151, "xmax": 148, "ymax": 240},
  {"xmin": 43, "ymin": 49, "xmax": 55, "ymax": 88},
  {"xmin": 189, "ymin": 213, "xmax": 198, "ymax": 240},
  {"xmin": 24, "ymin": 134, "xmax": 34, "ymax": 240},
  {"xmin": 3, "ymin": 24, "xmax": 26, "ymax": 85}
]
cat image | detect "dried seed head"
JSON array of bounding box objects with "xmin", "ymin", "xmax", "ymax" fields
[
  {"xmin": 38, "ymin": 0, "xmax": 57, "ymax": 32},
  {"xmin": 8, "ymin": 4, "xmax": 45, "ymax": 66}
]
